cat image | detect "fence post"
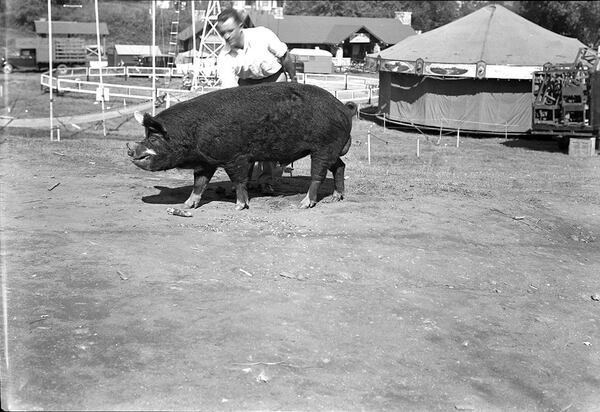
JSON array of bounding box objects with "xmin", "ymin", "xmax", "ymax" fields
[
  {"xmin": 367, "ymin": 128, "xmax": 371, "ymax": 165},
  {"xmin": 416, "ymin": 137, "xmax": 420, "ymax": 158},
  {"xmin": 456, "ymin": 128, "xmax": 460, "ymax": 148}
]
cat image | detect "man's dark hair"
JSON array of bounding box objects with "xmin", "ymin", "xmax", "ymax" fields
[{"xmin": 217, "ymin": 8, "xmax": 243, "ymax": 25}]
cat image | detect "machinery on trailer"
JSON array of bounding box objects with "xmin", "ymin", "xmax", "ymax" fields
[
  {"xmin": 2, "ymin": 37, "xmax": 88, "ymax": 74},
  {"xmin": 531, "ymin": 47, "xmax": 600, "ymax": 150}
]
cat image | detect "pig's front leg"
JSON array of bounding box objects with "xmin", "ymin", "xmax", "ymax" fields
[{"xmin": 184, "ymin": 165, "xmax": 216, "ymax": 209}]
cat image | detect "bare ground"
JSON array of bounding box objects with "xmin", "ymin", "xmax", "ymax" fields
[{"xmin": 1, "ymin": 74, "xmax": 600, "ymax": 411}]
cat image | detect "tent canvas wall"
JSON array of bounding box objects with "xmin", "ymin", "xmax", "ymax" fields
[
  {"xmin": 369, "ymin": 5, "xmax": 586, "ymax": 134},
  {"xmin": 379, "ymin": 72, "xmax": 533, "ymax": 133}
]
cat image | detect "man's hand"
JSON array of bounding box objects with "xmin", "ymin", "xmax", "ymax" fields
[{"xmin": 281, "ymin": 52, "xmax": 297, "ymax": 83}]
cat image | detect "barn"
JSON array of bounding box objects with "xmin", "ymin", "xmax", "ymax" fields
[
  {"xmin": 34, "ymin": 20, "xmax": 109, "ymax": 59},
  {"xmin": 367, "ymin": 5, "xmax": 586, "ymax": 134}
]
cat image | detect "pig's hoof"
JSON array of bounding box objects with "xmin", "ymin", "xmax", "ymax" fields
[
  {"xmin": 260, "ymin": 183, "xmax": 274, "ymax": 195},
  {"xmin": 332, "ymin": 191, "xmax": 344, "ymax": 202},
  {"xmin": 184, "ymin": 196, "xmax": 201, "ymax": 209},
  {"xmin": 299, "ymin": 196, "xmax": 316, "ymax": 209},
  {"xmin": 235, "ymin": 202, "xmax": 249, "ymax": 211}
]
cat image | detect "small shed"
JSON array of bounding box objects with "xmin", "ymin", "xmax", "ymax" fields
[
  {"xmin": 289, "ymin": 48, "xmax": 333, "ymax": 74},
  {"xmin": 112, "ymin": 45, "xmax": 163, "ymax": 66}
]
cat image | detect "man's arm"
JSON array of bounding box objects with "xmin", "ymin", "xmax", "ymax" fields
[
  {"xmin": 217, "ymin": 55, "xmax": 239, "ymax": 88},
  {"xmin": 280, "ymin": 51, "xmax": 297, "ymax": 82}
]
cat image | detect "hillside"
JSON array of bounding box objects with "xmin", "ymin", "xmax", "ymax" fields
[{"xmin": 1, "ymin": 0, "xmax": 201, "ymax": 52}]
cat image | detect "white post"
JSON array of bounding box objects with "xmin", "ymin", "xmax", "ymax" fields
[
  {"xmin": 367, "ymin": 128, "xmax": 371, "ymax": 165},
  {"xmin": 191, "ymin": 0, "xmax": 197, "ymax": 88},
  {"xmin": 94, "ymin": 0, "xmax": 106, "ymax": 136},
  {"xmin": 48, "ymin": 0, "xmax": 56, "ymax": 141},
  {"xmin": 151, "ymin": 0, "xmax": 156, "ymax": 116},
  {"xmin": 166, "ymin": 93, "xmax": 171, "ymax": 108},
  {"xmin": 416, "ymin": 137, "xmax": 420, "ymax": 158},
  {"xmin": 456, "ymin": 129, "xmax": 460, "ymax": 148}
]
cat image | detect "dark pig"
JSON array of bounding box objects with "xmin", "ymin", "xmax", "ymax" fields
[{"xmin": 127, "ymin": 82, "xmax": 356, "ymax": 210}]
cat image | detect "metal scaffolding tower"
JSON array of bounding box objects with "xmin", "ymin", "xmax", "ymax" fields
[
  {"xmin": 191, "ymin": 0, "xmax": 224, "ymax": 89},
  {"xmin": 164, "ymin": 1, "xmax": 182, "ymax": 85}
]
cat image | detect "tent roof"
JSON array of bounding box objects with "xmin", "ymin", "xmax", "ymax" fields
[
  {"xmin": 246, "ymin": 12, "xmax": 415, "ymax": 45},
  {"xmin": 376, "ymin": 4, "xmax": 585, "ymax": 66},
  {"xmin": 35, "ymin": 20, "xmax": 109, "ymax": 36}
]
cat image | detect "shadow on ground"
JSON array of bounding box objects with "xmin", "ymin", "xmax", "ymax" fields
[
  {"xmin": 141, "ymin": 177, "xmax": 335, "ymax": 207},
  {"xmin": 501, "ymin": 137, "xmax": 565, "ymax": 153}
]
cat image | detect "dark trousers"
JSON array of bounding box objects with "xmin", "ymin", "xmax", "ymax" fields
[
  {"xmin": 239, "ymin": 66, "xmax": 287, "ymax": 186},
  {"xmin": 238, "ymin": 67, "xmax": 286, "ymax": 86}
]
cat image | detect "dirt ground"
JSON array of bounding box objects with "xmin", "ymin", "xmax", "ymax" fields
[{"xmin": 1, "ymin": 73, "xmax": 600, "ymax": 411}]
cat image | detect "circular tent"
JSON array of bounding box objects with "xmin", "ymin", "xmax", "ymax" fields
[{"xmin": 366, "ymin": 4, "xmax": 586, "ymax": 134}]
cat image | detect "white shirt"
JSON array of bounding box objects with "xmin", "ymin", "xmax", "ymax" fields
[{"xmin": 217, "ymin": 26, "xmax": 288, "ymax": 88}]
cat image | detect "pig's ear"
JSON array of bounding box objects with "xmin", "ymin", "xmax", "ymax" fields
[{"xmin": 134, "ymin": 111, "xmax": 145, "ymax": 125}]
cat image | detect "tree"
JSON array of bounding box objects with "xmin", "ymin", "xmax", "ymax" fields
[
  {"xmin": 283, "ymin": 1, "xmax": 461, "ymax": 32},
  {"xmin": 511, "ymin": 1, "xmax": 600, "ymax": 46}
]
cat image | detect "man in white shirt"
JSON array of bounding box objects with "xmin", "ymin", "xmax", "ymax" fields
[{"xmin": 216, "ymin": 8, "xmax": 297, "ymax": 194}]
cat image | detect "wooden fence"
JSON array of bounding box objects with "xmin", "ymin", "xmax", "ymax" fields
[{"xmin": 41, "ymin": 66, "xmax": 379, "ymax": 105}]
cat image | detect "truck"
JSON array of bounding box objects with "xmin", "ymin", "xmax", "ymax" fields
[
  {"xmin": 531, "ymin": 47, "xmax": 600, "ymax": 150},
  {"xmin": 2, "ymin": 37, "xmax": 88, "ymax": 74}
]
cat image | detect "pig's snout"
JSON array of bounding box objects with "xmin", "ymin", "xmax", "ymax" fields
[{"xmin": 127, "ymin": 143, "xmax": 158, "ymax": 162}]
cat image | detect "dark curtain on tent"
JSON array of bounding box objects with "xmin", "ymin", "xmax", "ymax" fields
[{"xmin": 378, "ymin": 72, "xmax": 533, "ymax": 133}]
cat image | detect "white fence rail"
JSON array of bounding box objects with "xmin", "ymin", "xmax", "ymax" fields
[{"xmin": 41, "ymin": 66, "xmax": 379, "ymax": 105}]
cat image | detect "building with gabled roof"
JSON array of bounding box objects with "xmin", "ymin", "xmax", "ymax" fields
[
  {"xmin": 34, "ymin": 20, "xmax": 109, "ymax": 58},
  {"xmin": 112, "ymin": 45, "xmax": 164, "ymax": 66}
]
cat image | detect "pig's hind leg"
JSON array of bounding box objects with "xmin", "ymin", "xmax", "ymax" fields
[
  {"xmin": 184, "ymin": 165, "xmax": 217, "ymax": 209},
  {"xmin": 329, "ymin": 157, "xmax": 346, "ymax": 201},
  {"xmin": 224, "ymin": 160, "xmax": 252, "ymax": 210},
  {"xmin": 299, "ymin": 156, "xmax": 329, "ymax": 209}
]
